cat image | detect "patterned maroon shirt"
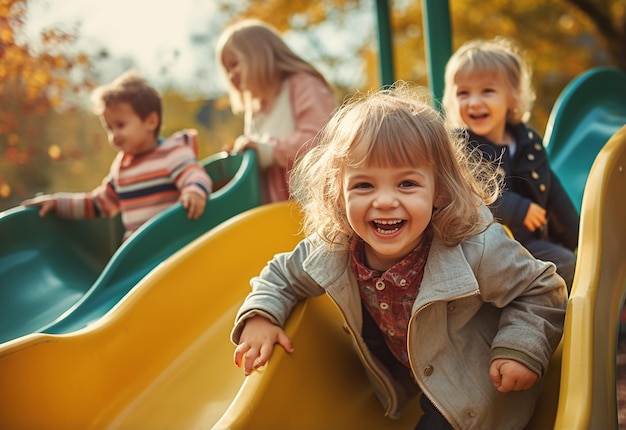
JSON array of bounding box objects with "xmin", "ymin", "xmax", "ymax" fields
[{"xmin": 350, "ymin": 227, "xmax": 433, "ymax": 367}]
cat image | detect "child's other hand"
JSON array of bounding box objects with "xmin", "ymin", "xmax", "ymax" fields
[
  {"xmin": 21, "ymin": 195, "xmax": 57, "ymax": 217},
  {"xmin": 234, "ymin": 314, "xmax": 294, "ymax": 376},
  {"xmin": 180, "ymin": 192, "xmax": 206, "ymax": 220},
  {"xmin": 232, "ymin": 135, "xmax": 257, "ymax": 153},
  {"xmin": 489, "ymin": 359, "xmax": 539, "ymax": 393},
  {"xmin": 523, "ymin": 202, "xmax": 547, "ymax": 232}
]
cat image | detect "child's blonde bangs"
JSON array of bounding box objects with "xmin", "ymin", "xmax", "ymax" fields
[
  {"xmin": 341, "ymin": 96, "xmax": 435, "ymax": 170},
  {"xmin": 453, "ymin": 54, "xmax": 508, "ymax": 87}
]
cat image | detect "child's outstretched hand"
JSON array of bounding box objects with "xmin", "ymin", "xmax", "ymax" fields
[
  {"xmin": 489, "ymin": 359, "xmax": 539, "ymax": 393},
  {"xmin": 234, "ymin": 314, "xmax": 294, "ymax": 376},
  {"xmin": 180, "ymin": 192, "xmax": 206, "ymax": 220},
  {"xmin": 21, "ymin": 195, "xmax": 57, "ymax": 217}
]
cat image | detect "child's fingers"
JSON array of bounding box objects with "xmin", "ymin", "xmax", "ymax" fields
[
  {"xmin": 242, "ymin": 345, "xmax": 261, "ymax": 376},
  {"xmin": 276, "ymin": 331, "xmax": 294, "ymax": 353},
  {"xmin": 489, "ymin": 361, "xmax": 503, "ymax": 388},
  {"xmin": 233, "ymin": 342, "xmax": 251, "ymax": 368}
]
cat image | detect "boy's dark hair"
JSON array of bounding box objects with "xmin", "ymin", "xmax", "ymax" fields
[{"xmin": 92, "ymin": 71, "xmax": 162, "ymax": 137}]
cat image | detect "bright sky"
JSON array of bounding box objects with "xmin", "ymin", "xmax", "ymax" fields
[
  {"xmin": 24, "ymin": 0, "xmax": 374, "ymax": 96},
  {"xmin": 24, "ymin": 0, "xmax": 231, "ymax": 96}
]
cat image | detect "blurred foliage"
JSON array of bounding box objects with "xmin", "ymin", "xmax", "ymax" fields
[
  {"xmin": 0, "ymin": 0, "xmax": 98, "ymax": 209},
  {"xmin": 224, "ymin": 0, "xmax": 623, "ymax": 133},
  {"xmin": 1, "ymin": 0, "xmax": 624, "ymax": 211}
]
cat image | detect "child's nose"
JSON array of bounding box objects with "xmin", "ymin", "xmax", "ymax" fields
[
  {"xmin": 468, "ymin": 93, "xmax": 482, "ymax": 106},
  {"xmin": 372, "ymin": 192, "xmax": 399, "ymax": 209}
]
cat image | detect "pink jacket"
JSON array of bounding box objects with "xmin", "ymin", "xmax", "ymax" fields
[{"xmin": 255, "ymin": 72, "xmax": 336, "ymax": 202}]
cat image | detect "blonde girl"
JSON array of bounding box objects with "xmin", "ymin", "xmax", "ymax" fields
[
  {"xmin": 442, "ymin": 37, "xmax": 579, "ymax": 290},
  {"xmin": 231, "ymin": 83, "xmax": 566, "ymax": 430},
  {"xmin": 216, "ymin": 19, "xmax": 336, "ymax": 203}
]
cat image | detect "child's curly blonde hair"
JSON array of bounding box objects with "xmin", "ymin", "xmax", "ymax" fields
[
  {"xmin": 442, "ymin": 37, "xmax": 535, "ymax": 128},
  {"xmin": 291, "ymin": 82, "xmax": 500, "ymax": 248}
]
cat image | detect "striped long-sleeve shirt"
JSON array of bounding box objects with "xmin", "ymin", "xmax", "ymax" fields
[{"xmin": 55, "ymin": 129, "xmax": 212, "ymax": 239}]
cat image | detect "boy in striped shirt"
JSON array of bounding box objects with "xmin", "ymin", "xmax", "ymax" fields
[{"xmin": 22, "ymin": 71, "xmax": 213, "ymax": 240}]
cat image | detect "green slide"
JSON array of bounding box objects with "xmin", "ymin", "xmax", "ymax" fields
[
  {"xmin": 0, "ymin": 150, "xmax": 261, "ymax": 344},
  {"xmin": 544, "ymin": 67, "xmax": 626, "ymax": 214}
]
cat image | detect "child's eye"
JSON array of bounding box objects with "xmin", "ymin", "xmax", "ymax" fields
[
  {"xmin": 353, "ymin": 182, "xmax": 373, "ymax": 189},
  {"xmin": 456, "ymin": 90, "xmax": 468, "ymax": 97},
  {"xmin": 399, "ymin": 180, "xmax": 418, "ymax": 188}
]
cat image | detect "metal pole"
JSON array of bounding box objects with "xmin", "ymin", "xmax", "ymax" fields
[
  {"xmin": 421, "ymin": 0, "xmax": 452, "ymax": 110},
  {"xmin": 375, "ymin": 0, "xmax": 395, "ymax": 87}
]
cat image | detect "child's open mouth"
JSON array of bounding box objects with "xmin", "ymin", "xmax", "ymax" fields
[
  {"xmin": 469, "ymin": 112, "xmax": 489, "ymax": 120},
  {"xmin": 372, "ymin": 219, "xmax": 404, "ymax": 235}
]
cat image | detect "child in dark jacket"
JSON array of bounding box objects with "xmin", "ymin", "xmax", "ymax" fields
[{"xmin": 442, "ymin": 37, "xmax": 579, "ymax": 290}]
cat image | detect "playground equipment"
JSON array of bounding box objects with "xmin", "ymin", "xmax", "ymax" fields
[
  {"xmin": 553, "ymin": 125, "xmax": 626, "ymax": 429},
  {"xmin": 1, "ymin": 123, "xmax": 623, "ymax": 428},
  {"xmin": 544, "ymin": 67, "xmax": 626, "ymax": 213},
  {"xmin": 0, "ymin": 202, "xmax": 304, "ymax": 428},
  {"xmin": 0, "ymin": 148, "xmax": 261, "ymax": 344},
  {"xmin": 1, "ymin": 0, "xmax": 625, "ymax": 427}
]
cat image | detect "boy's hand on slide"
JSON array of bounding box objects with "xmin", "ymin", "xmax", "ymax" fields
[
  {"xmin": 21, "ymin": 196, "xmax": 57, "ymax": 217},
  {"xmin": 180, "ymin": 192, "xmax": 206, "ymax": 219}
]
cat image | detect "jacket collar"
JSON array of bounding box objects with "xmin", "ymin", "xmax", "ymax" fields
[{"xmin": 302, "ymin": 233, "xmax": 480, "ymax": 304}]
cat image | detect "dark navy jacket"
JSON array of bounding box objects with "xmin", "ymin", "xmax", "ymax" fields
[{"xmin": 464, "ymin": 123, "xmax": 579, "ymax": 251}]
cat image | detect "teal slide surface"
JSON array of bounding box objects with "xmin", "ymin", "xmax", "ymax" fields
[
  {"xmin": 0, "ymin": 150, "xmax": 261, "ymax": 344},
  {"xmin": 544, "ymin": 67, "xmax": 626, "ymax": 213}
]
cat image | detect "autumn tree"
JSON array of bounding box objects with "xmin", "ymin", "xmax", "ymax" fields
[
  {"xmin": 219, "ymin": 0, "xmax": 623, "ymax": 133},
  {"xmin": 0, "ymin": 0, "xmax": 97, "ymax": 206}
]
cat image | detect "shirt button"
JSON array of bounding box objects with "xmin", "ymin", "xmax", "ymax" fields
[
  {"xmin": 531, "ymin": 171, "xmax": 539, "ymax": 180},
  {"xmin": 375, "ymin": 280, "xmax": 385, "ymax": 290},
  {"xmin": 399, "ymin": 279, "xmax": 407, "ymax": 287},
  {"xmin": 539, "ymin": 184, "xmax": 546, "ymax": 192},
  {"xmin": 447, "ymin": 304, "xmax": 456, "ymax": 312},
  {"xmin": 380, "ymin": 302, "xmax": 389, "ymax": 310},
  {"xmin": 534, "ymin": 143, "xmax": 543, "ymax": 151},
  {"xmin": 423, "ymin": 365, "xmax": 434, "ymax": 376},
  {"xmin": 527, "ymin": 153, "xmax": 535, "ymax": 161},
  {"xmin": 467, "ymin": 410, "xmax": 477, "ymax": 418},
  {"xmin": 388, "ymin": 329, "xmax": 396, "ymax": 336}
]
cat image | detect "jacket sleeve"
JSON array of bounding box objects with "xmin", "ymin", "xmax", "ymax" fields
[
  {"xmin": 491, "ymin": 190, "xmax": 531, "ymax": 229},
  {"xmin": 545, "ymin": 170, "xmax": 579, "ymax": 250},
  {"xmin": 471, "ymin": 223, "xmax": 567, "ymax": 376},
  {"xmin": 231, "ymin": 237, "xmax": 326, "ymax": 344},
  {"xmin": 271, "ymin": 73, "xmax": 336, "ymax": 170},
  {"xmin": 55, "ymin": 158, "xmax": 122, "ymax": 219},
  {"xmin": 167, "ymin": 131, "xmax": 213, "ymax": 199}
]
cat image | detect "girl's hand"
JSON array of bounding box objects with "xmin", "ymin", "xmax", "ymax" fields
[
  {"xmin": 523, "ymin": 202, "xmax": 547, "ymax": 232},
  {"xmin": 489, "ymin": 359, "xmax": 539, "ymax": 393},
  {"xmin": 180, "ymin": 192, "xmax": 206, "ymax": 220},
  {"xmin": 234, "ymin": 315, "xmax": 294, "ymax": 376},
  {"xmin": 21, "ymin": 195, "xmax": 57, "ymax": 217},
  {"xmin": 233, "ymin": 135, "xmax": 257, "ymax": 153}
]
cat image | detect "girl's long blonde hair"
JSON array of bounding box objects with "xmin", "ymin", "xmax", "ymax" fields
[
  {"xmin": 291, "ymin": 82, "xmax": 501, "ymax": 248},
  {"xmin": 442, "ymin": 37, "xmax": 535, "ymax": 128},
  {"xmin": 216, "ymin": 19, "xmax": 329, "ymax": 114}
]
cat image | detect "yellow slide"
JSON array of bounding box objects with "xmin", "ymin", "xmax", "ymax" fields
[
  {"xmin": 0, "ymin": 202, "xmax": 303, "ymax": 428},
  {"xmin": 0, "ymin": 201, "xmax": 419, "ymax": 429}
]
